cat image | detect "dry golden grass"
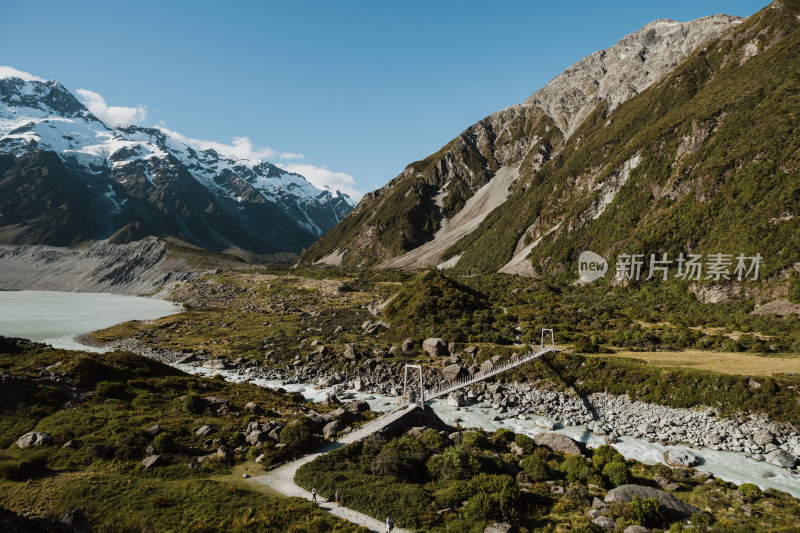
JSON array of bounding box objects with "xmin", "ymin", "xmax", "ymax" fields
[{"xmin": 595, "ymin": 350, "xmax": 800, "ymax": 377}]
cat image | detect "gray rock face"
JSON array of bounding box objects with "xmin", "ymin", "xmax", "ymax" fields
[
  {"xmin": 605, "ymin": 484, "xmax": 701, "ymax": 518},
  {"xmin": 525, "ymin": 14, "xmax": 742, "ymax": 138},
  {"xmin": 765, "ymin": 449, "xmax": 796, "ymax": 468},
  {"xmin": 423, "ymin": 338, "xmax": 448, "ymax": 358},
  {"xmin": 665, "ymin": 449, "xmax": 698, "ymax": 467},
  {"xmin": 533, "ymin": 432, "xmax": 582, "ymax": 456},
  {"xmin": 16, "ymin": 431, "xmax": 52, "ymax": 449}
]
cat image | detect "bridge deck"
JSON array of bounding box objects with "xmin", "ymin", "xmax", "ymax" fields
[{"xmin": 424, "ymin": 346, "xmax": 558, "ymax": 401}]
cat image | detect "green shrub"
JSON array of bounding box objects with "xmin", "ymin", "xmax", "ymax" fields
[
  {"xmin": 602, "ymin": 461, "xmax": 630, "ymax": 487},
  {"xmin": 514, "ymin": 434, "xmax": 536, "ymax": 455},
  {"xmin": 463, "ymin": 491, "xmax": 495, "ymax": 522},
  {"xmin": 739, "ymin": 483, "xmax": 762, "ymax": 501},
  {"xmin": 593, "ymin": 444, "xmax": 624, "ymax": 470},
  {"xmin": 493, "ymin": 428, "xmax": 514, "ymax": 444},
  {"xmin": 182, "ymin": 393, "xmax": 205, "ymax": 414},
  {"xmin": 630, "ymin": 495, "xmax": 663, "ymax": 527},
  {"xmin": 461, "ymin": 431, "xmax": 487, "ymax": 448},
  {"xmin": 560, "ymin": 455, "xmax": 600, "ymax": 484},
  {"xmin": 371, "ymin": 435, "xmax": 428, "ymax": 480},
  {"xmin": 432, "ymin": 480, "xmax": 472, "ymax": 509},
  {"xmin": 419, "ymin": 429, "xmax": 447, "ymax": 453},
  {"xmin": 426, "ymin": 446, "xmax": 481, "ymax": 481},
  {"xmin": 520, "ymin": 456, "xmax": 549, "ymax": 482},
  {"xmin": 152, "ymin": 432, "xmax": 175, "ymax": 454},
  {"xmin": 465, "ymin": 474, "xmax": 519, "ymax": 523},
  {"xmin": 280, "ymin": 416, "xmax": 318, "ymax": 454}
]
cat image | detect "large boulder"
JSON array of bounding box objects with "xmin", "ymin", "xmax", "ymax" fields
[
  {"xmin": 765, "ymin": 449, "xmax": 797, "ymax": 468},
  {"xmin": 605, "ymin": 484, "xmax": 701, "ymax": 518},
  {"xmin": 16, "ymin": 432, "xmax": 52, "ymax": 449},
  {"xmin": 401, "ymin": 338, "xmax": 415, "ymax": 354},
  {"xmin": 479, "ymin": 359, "xmax": 494, "ymax": 373},
  {"xmin": 753, "ymin": 429, "xmax": 775, "ymax": 446},
  {"xmin": 664, "ymin": 449, "xmax": 699, "ymax": 467},
  {"xmin": 323, "ymin": 420, "xmax": 344, "ymax": 440},
  {"xmin": 592, "ymin": 516, "xmax": 616, "ymax": 530},
  {"xmin": 484, "ymin": 523, "xmax": 515, "ymax": 533},
  {"xmin": 202, "ymin": 359, "xmax": 228, "ymax": 370},
  {"xmin": 447, "ymin": 391, "xmax": 466, "ymax": 408},
  {"xmin": 423, "ymin": 338, "xmax": 447, "ymax": 358},
  {"xmin": 343, "ymin": 344, "xmax": 359, "ymax": 361},
  {"xmin": 245, "ymin": 430, "xmax": 265, "ymax": 446},
  {"xmin": 534, "ymin": 432, "xmax": 582, "ymax": 456},
  {"xmin": 442, "ymin": 364, "xmax": 466, "ymax": 381}
]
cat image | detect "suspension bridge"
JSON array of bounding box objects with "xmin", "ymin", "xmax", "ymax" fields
[{"xmin": 403, "ymin": 328, "xmax": 560, "ymax": 406}]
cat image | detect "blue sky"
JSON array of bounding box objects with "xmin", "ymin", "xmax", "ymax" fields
[{"xmin": 2, "ymin": 0, "xmax": 767, "ymax": 198}]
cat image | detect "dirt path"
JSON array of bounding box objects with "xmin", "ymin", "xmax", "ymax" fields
[{"xmin": 249, "ymin": 404, "xmax": 417, "ymax": 533}]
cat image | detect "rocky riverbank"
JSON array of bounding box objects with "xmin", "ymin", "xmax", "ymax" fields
[{"xmin": 103, "ymin": 336, "xmax": 800, "ymax": 474}]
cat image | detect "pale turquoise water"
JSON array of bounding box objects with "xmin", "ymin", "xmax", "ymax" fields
[{"xmin": 0, "ymin": 290, "xmax": 180, "ymax": 352}]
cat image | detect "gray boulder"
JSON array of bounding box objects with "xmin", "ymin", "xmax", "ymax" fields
[
  {"xmin": 447, "ymin": 391, "xmax": 466, "ymax": 408},
  {"xmin": 664, "ymin": 449, "xmax": 698, "ymax": 467},
  {"xmin": 401, "ymin": 338, "xmax": 415, "ymax": 354},
  {"xmin": 605, "ymin": 484, "xmax": 701, "ymax": 518},
  {"xmin": 142, "ymin": 454, "xmax": 165, "ymax": 470},
  {"xmin": 623, "ymin": 526, "xmax": 650, "ymax": 533},
  {"xmin": 534, "ymin": 432, "xmax": 582, "ymax": 455},
  {"xmin": 479, "ymin": 359, "xmax": 494, "ymax": 373},
  {"xmin": 484, "ymin": 523, "xmax": 514, "ymax": 533},
  {"xmin": 765, "ymin": 449, "xmax": 796, "ymax": 468},
  {"xmin": 423, "ymin": 337, "xmax": 447, "ymax": 358},
  {"xmin": 442, "ymin": 364, "xmax": 466, "ymax": 381},
  {"xmin": 592, "ymin": 516, "xmax": 616, "ymax": 530},
  {"xmin": 323, "ymin": 420, "xmax": 344, "ymax": 440},
  {"xmin": 753, "ymin": 429, "xmax": 775, "ymax": 446},
  {"xmin": 16, "ymin": 431, "xmax": 52, "ymax": 449},
  {"xmin": 195, "ymin": 425, "xmax": 213, "ymax": 437},
  {"xmin": 202, "ymin": 359, "xmax": 228, "ymax": 370},
  {"xmin": 245, "ymin": 430, "xmax": 264, "ymax": 446}
]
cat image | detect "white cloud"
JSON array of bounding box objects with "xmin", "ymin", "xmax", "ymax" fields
[
  {"xmin": 155, "ymin": 127, "xmax": 278, "ymax": 161},
  {"xmin": 75, "ymin": 88, "xmax": 147, "ymax": 126},
  {"xmin": 279, "ymin": 152, "xmax": 305, "ymax": 160},
  {"xmin": 279, "ymin": 162, "xmax": 362, "ymax": 201},
  {"xmin": 0, "ymin": 66, "xmax": 46, "ymax": 82}
]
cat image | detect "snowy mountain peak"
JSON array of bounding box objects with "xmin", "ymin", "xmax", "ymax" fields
[{"xmin": 0, "ymin": 68, "xmax": 354, "ymax": 254}]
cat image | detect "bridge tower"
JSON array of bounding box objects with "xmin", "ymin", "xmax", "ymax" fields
[
  {"xmin": 402, "ymin": 364, "xmax": 425, "ymax": 407},
  {"xmin": 541, "ymin": 328, "xmax": 555, "ymax": 349}
]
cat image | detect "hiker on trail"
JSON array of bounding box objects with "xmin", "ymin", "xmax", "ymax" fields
[
  {"xmin": 386, "ymin": 516, "xmax": 394, "ymax": 532},
  {"xmin": 334, "ymin": 489, "xmax": 340, "ymax": 507},
  {"xmin": 311, "ymin": 487, "xmax": 317, "ymax": 502}
]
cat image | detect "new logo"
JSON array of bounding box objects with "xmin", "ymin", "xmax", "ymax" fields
[{"xmin": 578, "ymin": 251, "xmax": 608, "ymax": 283}]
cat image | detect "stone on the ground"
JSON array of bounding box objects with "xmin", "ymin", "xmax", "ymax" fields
[
  {"xmin": 592, "ymin": 516, "xmax": 616, "ymax": 530},
  {"xmin": 144, "ymin": 424, "xmax": 161, "ymax": 436},
  {"xmin": 447, "ymin": 391, "xmax": 466, "ymax": 408},
  {"xmin": 195, "ymin": 425, "xmax": 212, "ymax": 437},
  {"xmin": 246, "ymin": 430, "xmax": 264, "ymax": 446},
  {"xmin": 175, "ymin": 353, "xmax": 197, "ymax": 364},
  {"xmin": 479, "ymin": 359, "xmax": 494, "ymax": 373},
  {"xmin": 623, "ymin": 526, "xmax": 650, "ymax": 533},
  {"xmin": 202, "ymin": 359, "xmax": 227, "ymax": 370},
  {"xmin": 534, "ymin": 432, "xmax": 582, "ymax": 455},
  {"xmin": 765, "ymin": 449, "xmax": 796, "ymax": 468},
  {"xmin": 343, "ymin": 344, "xmax": 359, "ymax": 361},
  {"xmin": 605, "ymin": 484, "xmax": 701, "ymax": 518},
  {"xmin": 534, "ymin": 418, "xmax": 555, "ymax": 430},
  {"xmin": 322, "ymin": 393, "xmax": 341, "ymax": 406},
  {"xmin": 753, "ymin": 429, "xmax": 775, "ymax": 446},
  {"xmin": 323, "ymin": 420, "xmax": 344, "ymax": 440},
  {"xmin": 484, "ymin": 523, "xmax": 514, "ymax": 533},
  {"xmin": 245, "ymin": 402, "xmax": 263, "ymax": 415},
  {"xmin": 665, "ymin": 449, "xmax": 698, "ymax": 467},
  {"xmin": 422, "ymin": 337, "xmax": 447, "ymax": 358},
  {"xmin": 442, "ymin": 364, "xmax": 466, "ymax": 381},
  {"xmin": 142, "ymin": 454, "xmax": 164, "ymax": 470},
  {"xmin": 401, "ymin": 338, "xmax": 415, "ymax": 354},
  {"xmin": 16, "ymin": 432, "xmax": 52, "ymax": 449}
]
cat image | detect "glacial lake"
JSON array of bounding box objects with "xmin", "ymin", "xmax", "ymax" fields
[{"xmin": 0, "ymin": 290, "xmax": 181, "ymax": 351}]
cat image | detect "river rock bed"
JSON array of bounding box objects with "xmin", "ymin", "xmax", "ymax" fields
[{"xmin": 105, "ymin": 338, "xmax": 800, "ymax": 472}]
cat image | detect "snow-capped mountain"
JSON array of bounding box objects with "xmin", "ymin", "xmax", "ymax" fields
[{"xmin": 0, "ymin": 69, "xmax": 354, "ymax": 255}]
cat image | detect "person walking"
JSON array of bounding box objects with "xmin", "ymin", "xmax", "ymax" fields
[
  {"xmin": 311, "ymin": 487, "xmax": 317, "ymax": 502},
  {"xmin": 386, "ymin": 516, "xmax": 395, "ymax": 532},
  {"xmin": 334, "ymin": 489, "xmax": 340, "ymax": 507}
]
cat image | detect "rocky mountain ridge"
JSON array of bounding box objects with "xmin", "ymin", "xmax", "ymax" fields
[
  {"xmin": 0, "ymin": 72, "xmax": 353, "ymax": 255},
  {"xmin": 301, "ymin": 2, "xmax": 800, "ymax": 290}
]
